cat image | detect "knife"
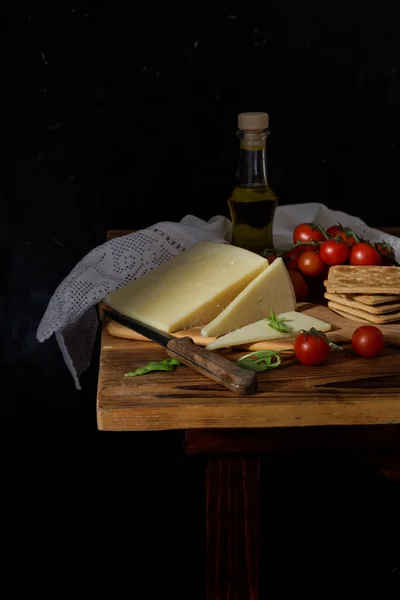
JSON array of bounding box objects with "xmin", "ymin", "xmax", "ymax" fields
[{"xmin": 103, "ymin": 309, "xmax": 257, "ymax": 395}]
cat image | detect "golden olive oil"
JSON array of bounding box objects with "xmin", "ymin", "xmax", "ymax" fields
[{"xmin": 228, "ymin": 185, "xmax": 278, "ymax": 254}]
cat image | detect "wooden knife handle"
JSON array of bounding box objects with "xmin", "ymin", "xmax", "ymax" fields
[{"xmin": 166, "ymin": 337, "xmax": 257, "ymax": 395}]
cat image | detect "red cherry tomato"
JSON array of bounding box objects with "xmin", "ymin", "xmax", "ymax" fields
[
  {"xmin": 350, "ymin": 242, "xmax": 381, "ymax": 266},
  {"xmin": 375, "ymin": 242, "xmax": 394, "ymax": 257},
  {"xmin": 288, "ymin": 270, "xmax": 309, "ymax": 302},
  {"xmin": 326, "ymin": 225, "xmax": 342, "ymax": 237},
  {"xmin": 298, "ymin": 250, "xmax": 325, "ymax": 277},
  {"xmin": 293, "ymin": 330, "xmax": 331, "ymax": 365},
  {"xmin": 293, "ymin": 223, "xmax": 325, "ymax": 249},
  {"xmin": 341, "ymin": 233, "xmax": 357, "ymax": 247},
  {"xmin": 264, "ymin": 254, "xmax": 278, "ymax": 264},
  {"xmin": 326, "ymin": 225, "xmax": 357, "ymax": 247},
  {"xmin": 319, "ymin": 240, "xmax": 350, "ymax": 266},
  {"xmin": 351, "ymin": 325, "xmax": 385, "ymax": 358},
  {"xmin": 283, "ymin": 246, "xmax": 304, "ymax": 271},
  {"xmin": 375, "ymin": 242, "xmax": 395, "ymax": 266}
]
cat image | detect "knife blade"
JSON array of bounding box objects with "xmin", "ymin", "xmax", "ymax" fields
[{"xmin": 103, "ymin": 309, "xmax": 257, "ymax": 395}]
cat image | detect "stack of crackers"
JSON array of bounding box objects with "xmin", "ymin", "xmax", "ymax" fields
[{"xmin": 324, "ymin": 265, "xmax": 400, "ymax": 324}]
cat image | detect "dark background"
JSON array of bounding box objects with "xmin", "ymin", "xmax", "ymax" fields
[{"xmin": 2, "ymin": 1, "xmax": 400, "ymax": 595}]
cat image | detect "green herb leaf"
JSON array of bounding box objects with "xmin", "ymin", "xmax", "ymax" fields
[
  {"xmin": 266, "ymin": 309, "xmax": 292, "ymax": 333},
  {"xmin": 125, "ymin": 358, "xmax": 182, "ymax": 377},
  {"xmin": 236, "ymin": 350, "xmax": 282, "ymax": 372}
]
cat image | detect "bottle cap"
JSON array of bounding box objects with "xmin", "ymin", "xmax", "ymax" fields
[{"xmin": 238, "ymin": 112, "xmax": 269, "ymax": 131}]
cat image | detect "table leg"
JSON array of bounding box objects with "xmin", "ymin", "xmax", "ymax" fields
[{"xmin": 205, "ymin": 456, "xmax": 260, "ymax": 600}]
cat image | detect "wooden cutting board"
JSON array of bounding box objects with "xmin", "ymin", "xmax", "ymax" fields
[{"xmin": 106, "ymin": 302, "xmax": 400, "ymax": 351}]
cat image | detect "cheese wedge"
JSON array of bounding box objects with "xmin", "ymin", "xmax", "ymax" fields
[
  {"xmin": 201, "ymin": 257, "xmax": 296, "ymax": 338},
  {"xmin": 205, "ymin": 311, "xmax": 332, "ymax": 350},
  {"xmin": 104, "ymin": 241, "xmax": 268, "ymax": 332}
]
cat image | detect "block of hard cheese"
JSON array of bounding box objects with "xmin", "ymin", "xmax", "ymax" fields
[
  {"xmin": 205, "ymin": 310, "xmax": 331, "ymax": 350},
  {"xmin": 201, "ymin": 257, "xmax": 296, "ymax": 338},
  {"xmin": 104, "ymin": 241, "xmax": 268, "ymax": 332}
]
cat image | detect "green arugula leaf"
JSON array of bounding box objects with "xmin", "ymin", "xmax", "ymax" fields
[
  {"xmin": 266, "ymin": 309, "xmax": 292, "ymax": 333},
  {"xmin": 125, "ymin": 358, "xmax": 182, "ymax": 377},
  {"xmin": 236, "ymin": 350, "xmax": 282, "ymax": 372}
]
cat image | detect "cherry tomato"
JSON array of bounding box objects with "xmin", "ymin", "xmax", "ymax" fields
[
  {"xmin": 342, "ymin": 232, "xmax": 357, "ymax": 247},
  {"xmin": 375, "ymin": 242, "xmax": 395, "ymax": 266},
  {"xmin": 288, "ymin": 269, "xmax": 309, "ymax": 302},
  {"xmin": 293, "ymin": 330, "xmax": 331, "ymax": 365},
  {"xmin": 319, "ymin": 240, "xmax": 350, "ymax": 266},
  {"xmin": 351, "ymin": 325, "xmax": 385, "ymax": 358},
  {"xmin": 283, "ymin": 246, "xmax": 304, "ymax": 271},
  {"xmin": 298, "ymin": 250, "xmax": 325, "ymax": 277},
  {"xmin": 326, "ymin": 225, "xmax": 357, "ymax": 247},
  {"xmin": 293, "ymin": 223, "xmax": 325, "ymax": 249},
  {"xmin": 350, "ymin": 242, "xmax": 381, "ymax": 266},
  {"xmin": 375, "ymin": 242, "xmax": 394, "ymax": 258},
  {"xmin": 326, "ymin": 225, "xmax": 342, "ymax": 237},
  {"xmin": 347, "ymin": 237, "xmax": 358, "ymax": 247},
  {"xmin": 264, "ymin": 253, "xmax": 278, "ymax": 264}
]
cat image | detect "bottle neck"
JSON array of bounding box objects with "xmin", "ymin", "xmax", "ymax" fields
[{"xmin": 237, "ymin": 130, "xmax": 269, "ymax": 187}]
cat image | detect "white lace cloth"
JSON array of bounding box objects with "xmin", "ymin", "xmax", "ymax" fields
[{"xmin": 37, "ymin": 203, "xmax": 400, "ymax": 389}]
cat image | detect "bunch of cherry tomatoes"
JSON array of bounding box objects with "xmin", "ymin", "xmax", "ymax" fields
[{"xmin": 264, "ymin": 222, "xmax": 398, "ymax": 302}]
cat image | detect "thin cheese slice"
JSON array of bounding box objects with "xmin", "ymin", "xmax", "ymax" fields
[
  {"xmin": 105, "ymin": 241, "xmax": 268, "ymax": 332},
  {"xmin": 201, "ymin": 257, "xmax": 296, "ymax": 338},
  {"xmin": 205, "ymin": 311, "xmax": 332, "ymax": 350}
]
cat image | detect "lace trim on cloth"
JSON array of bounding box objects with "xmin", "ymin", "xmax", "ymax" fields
[{"xmin": 36, "ymin": 215, "xmax": 232, "ymax": 389}]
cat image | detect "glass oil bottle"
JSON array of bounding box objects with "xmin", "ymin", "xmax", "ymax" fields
[{"xmin": 227, "ymin": 112, "xmax": 278, "ymax": 254}]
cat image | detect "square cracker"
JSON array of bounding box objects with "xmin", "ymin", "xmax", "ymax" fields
[
  {"xmin": 327, "ymin": 300, "xmax": 400, "ymax": 324},
  {"xmin": 324, "ymin": 265, "xmax": 400, "ymax": 294},
  {"xmin": 349, "ymin": 293, "xmax": 400, "ymax": 305},
  {"xmin": 324, "ymin": 292, "xmax": 400, "ymax": 314},
  {"xmin": 327, "ymin": 305, "xmax": 373, "ymax": 324}
]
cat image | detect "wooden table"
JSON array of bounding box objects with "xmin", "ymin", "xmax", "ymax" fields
[{"xmin": 97, "ymin": 228, "xmax": 400, "ymax": 599}]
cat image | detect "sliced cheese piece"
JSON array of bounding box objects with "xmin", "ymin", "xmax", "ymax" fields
[
  {"xmin": 105, "ymin": 241, "xmax": 268, "ymax": 332},
  {"xmin": 201, "ymin": 257, "xmax": 296, "ymax": 338},
  {"xmin": 205, "ymin": 311, "xmax": 332, "ymax": 351}
]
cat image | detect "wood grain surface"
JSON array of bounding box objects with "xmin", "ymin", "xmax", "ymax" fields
[
  {"xmin": 206, "ymin": 457, "xmax": 260, "ymax": 600},
  {"xmin": 166, "ymin": 336, "xmax": 257, "ymax": 395},
  {"xmin": 184, "ymin": 424, "xmax": 400, "ymax": 455},
  {"xmin": 98, "ymin": 227, "xmax": 400, "ymax": 432},
  {"xmin": 96, "ymin": 320, "xmax": 400, "ymax": 431}
]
